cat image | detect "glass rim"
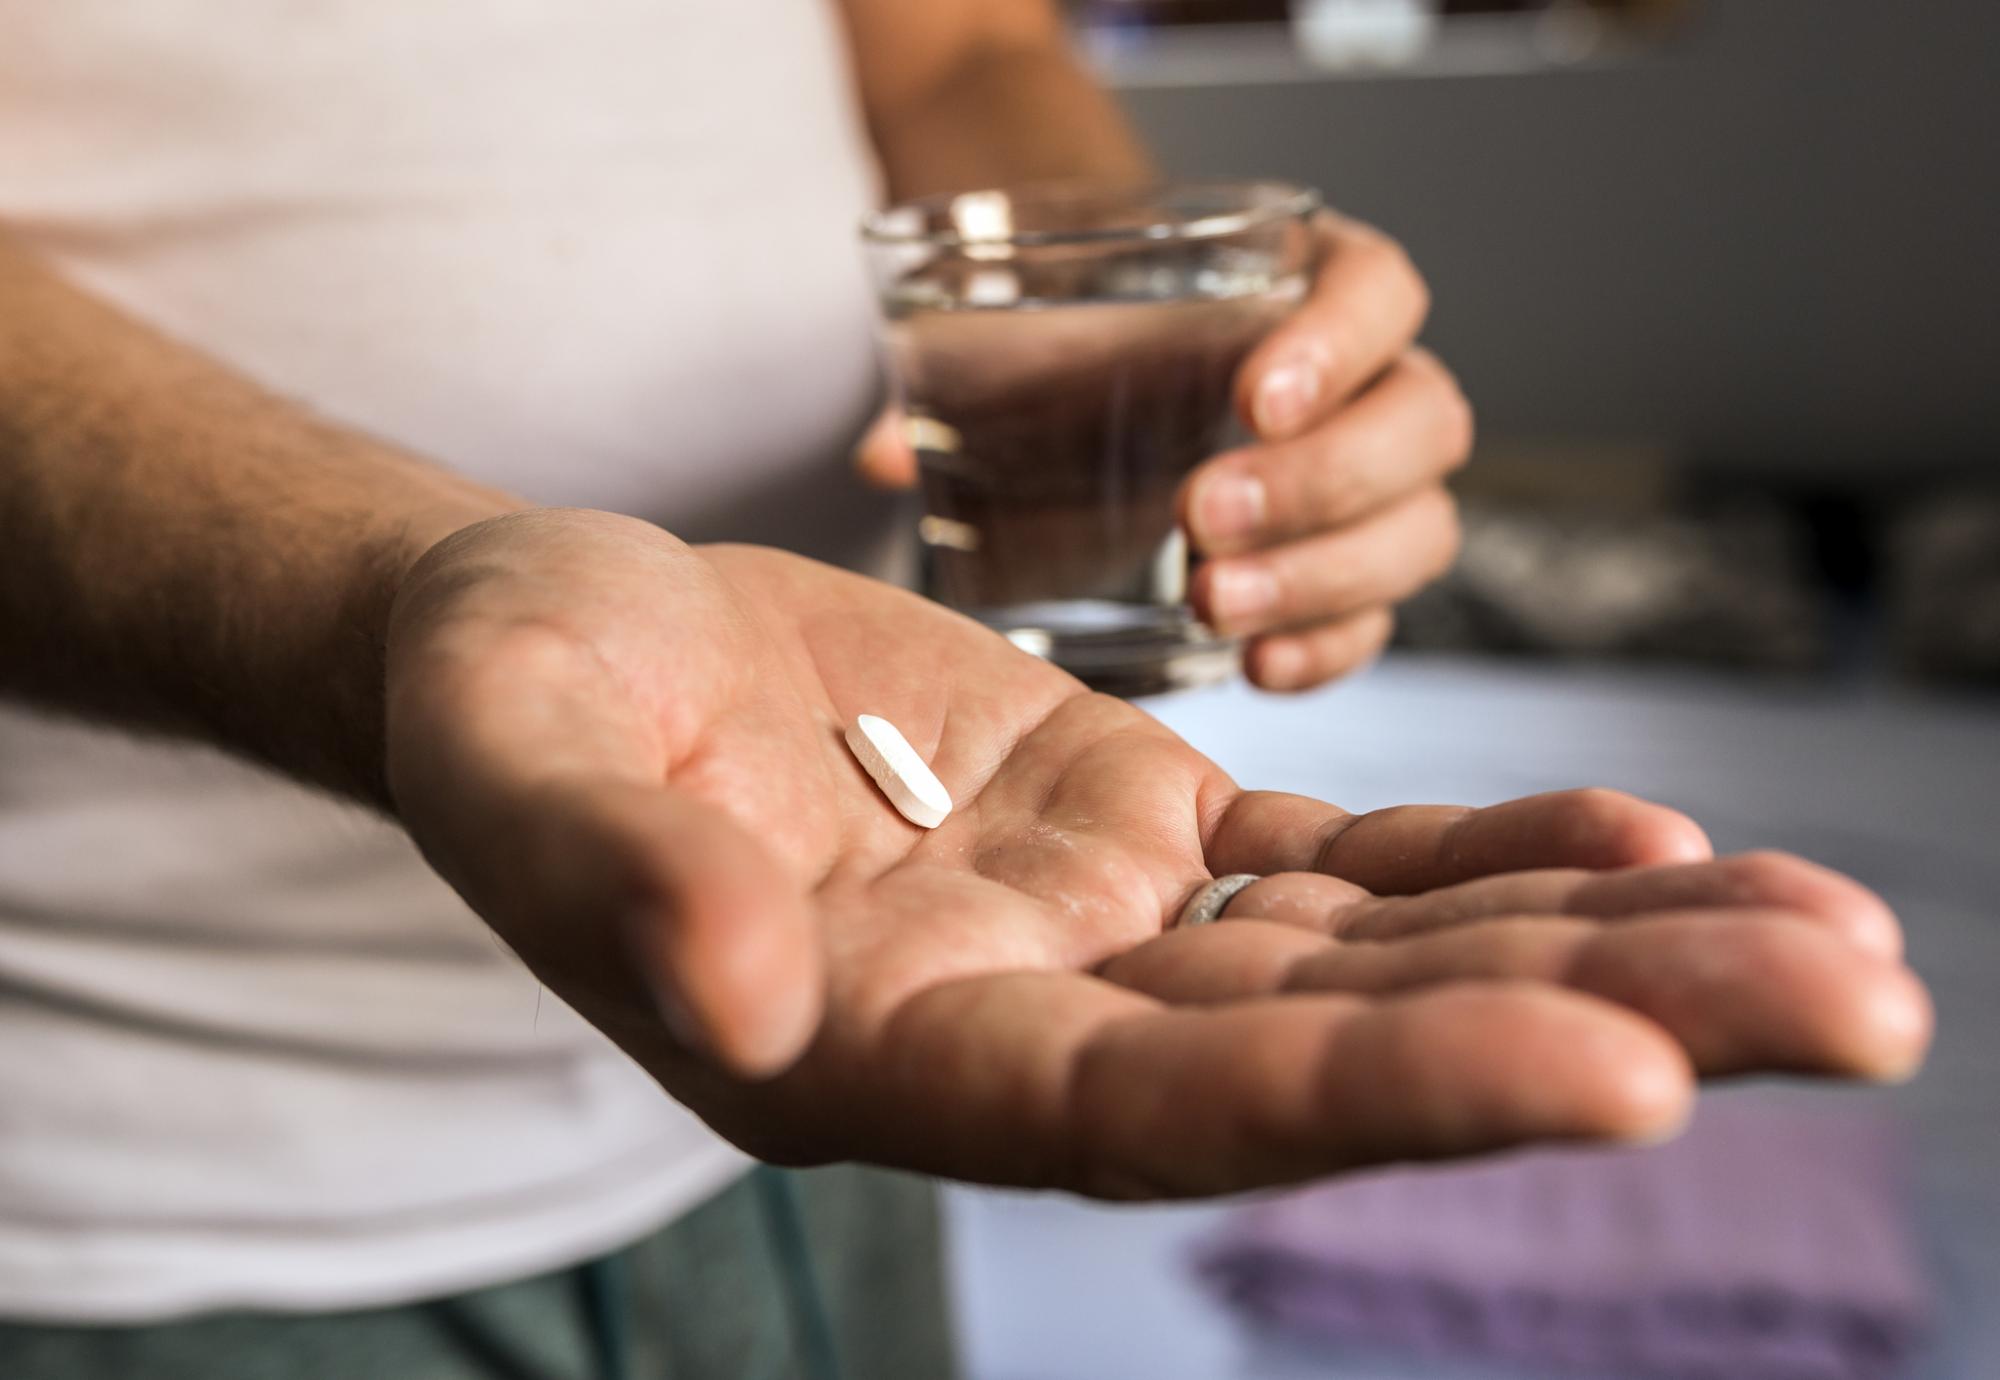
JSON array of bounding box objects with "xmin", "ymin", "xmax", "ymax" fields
[{"xmin": 859, "ymin": 179, "xmax": 1322, "ymax": 250}]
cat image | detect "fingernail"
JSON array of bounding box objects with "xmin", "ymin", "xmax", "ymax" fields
[
  {"xmin": 1206, "ymin": 564, "xmax": 1279, "ymax": 625},
  {"xmin": 1193, "ymin": 471, "xmax": 1267, "ymax": 548},
  {"xmin": 1253, "ymin": 354, "xmax": 1324, "ymax": 439}
]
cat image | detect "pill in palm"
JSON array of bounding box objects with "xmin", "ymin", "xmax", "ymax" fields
[{"xmin": 845, "ymin": 714, "xmax": 953, "ymax": 829}]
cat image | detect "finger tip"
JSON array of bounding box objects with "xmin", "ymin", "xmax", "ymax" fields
[
  {"xmin": 1181, "ymin": 460, "xmax": 1265, "ymax": 557},
  {"xmin": 1244, "ymin": 637, "xmax": 1312, "ymax": 693},
  {"xmin": 1411, "ymin": 984, "xmax": 1693, "ymax": 1153},
  {"xmin": 1241, "ymin": 337, "xmax": 1334, "ymax": 443},
  {"xmin": 1602, "ymin": 1040, "xmax": 1697, "ymax": 1145},
  {"xmin": 702, "ymin": 915, "xmax": 826, "ymax": 1079},
  {"xmin": 855, "ymin": 454, "xmax": 918, "ymax": 491},
  {"xmin": 853, "ymin": 412, "xmax": 920, "ymax": 490},
  {"xmin": 1844, "ymin": 903, "xmax": 1906, "ymax": 966},
  {"xmin": 1732, "ymin": 852, "xmax": 1906, "ymax": 962},
  {"xmin": 1192, "ymin": 563, "xmax": 1271, "ymax": 641},
  {"xmin": 1813, "ymin": 874, "xmax": 1906, "ymax": 964},
  {"xmin": 1570, "ymin": 790, "xmax": 1714, "ymax": 868},
  {"xmin": 711, "ymin": 995, "xmax": 822, "ymax": 1079},
  {"xmin": 1629, "ymin": 811, "xmax": 1714, "ymax": 869},
  {"xmin": 1549, "ymin": 995, "xmax": 1695, "ymax": 1144},
  {"xmin": 634, "ymin": 874, "xmax": 823, "ymax": 1078},
  {"xmin": 686, "ymin": 959, "xmax": 824, "ymax": 1079},
  {"xmin": 1850, "ymin": 966, "xmax": 1935, "ymax": 1084}
]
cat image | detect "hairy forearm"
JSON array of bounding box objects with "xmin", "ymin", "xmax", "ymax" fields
[
  {"xmin": 867, "ymin": 40, "xmax": 1153, "ymax": 203},
  {"xmin": 0, "ymin": 235, "xmax": 524, "ymax": 805}
]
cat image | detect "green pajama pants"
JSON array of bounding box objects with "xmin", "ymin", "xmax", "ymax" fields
[{"xmin": 0, "ymin": 1166, "xmax": 956, "ymax": 1380}]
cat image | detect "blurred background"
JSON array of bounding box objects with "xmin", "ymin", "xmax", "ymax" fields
[{"xmin": 944, "ymin": 2, "xmax": 2000, "ymax": 1377}]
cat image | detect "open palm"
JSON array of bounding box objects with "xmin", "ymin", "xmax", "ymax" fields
[{"xmin": 385, "ymin": 510, "xmax": 1929, "ymax": 1199}]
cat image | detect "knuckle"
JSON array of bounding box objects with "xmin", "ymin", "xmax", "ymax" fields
[
  {"xmin": 1413, "ymin": 482, "xmax": 1457, "ymax": 523},
  {"xmin": 1439, "ymin": 382, "xmax": 1476, "ymax": 467},
  {"xmin": 1564, "ymin": 786, "xmax": 1642, "ymax": 827},
  {"xmin": 1296, "ymin": 452, "xmax": 1362, "ymax": 531},
  {"xmin": 1734, "ymin": 846, "xmax": 1804, "ymax": 871},
  {"xmin": 1354, "ymin": 230, "xmax": 1428, "ymax": 318},
  {"xmin": 1401, "ymin": 252, "xmax": 1433, "ymax": 323},
  {"xmin": 1426, "ymin": 493, "xmax": 1464, "ymax": 576},
  {"xmin": 1374, "ymin": 605, "xmax": 1398, "ymax": 641},
  {"xmin": 1405, "ymin": 349, "xmax": 1475, "ymax": 464},
  {"xmin": 1264, "ymin": 556, "xmax": 1305, "ymax": 621},
  {"xmin": 1355, "ymin": 232, "xmax": 1412, "ymax": 288},
  {"xmin": 1245, "ymin": 636, "xmax": 1299, "ymax": 690},
  {"xmin": 1322, "ymin": 210, "xmax": 1379, "ymax": 252},
  {"xmin": 1309, "ymin": 807, "xmax": 1369, "ymax": 875},
  {"xmin": 1356, "ymin": 606, "xmax": 1396, "ymax": 657},
  {"xmin": 1311, "ymin": 542, "xmax": 1371, "ymax": 610},
  {"xmin": 1724, "ymin": 849, "xmax": 1814, "ymax": 897}
]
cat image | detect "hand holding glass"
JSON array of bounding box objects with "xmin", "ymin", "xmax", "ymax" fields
[{"xmin": 863, "ymin": 181, "xmax": 1320, "ymax": 697}]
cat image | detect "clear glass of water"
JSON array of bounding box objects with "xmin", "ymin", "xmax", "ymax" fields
[{"xmin": 862, "ymin": 180, "xmax": 1321, "ymax": 698}]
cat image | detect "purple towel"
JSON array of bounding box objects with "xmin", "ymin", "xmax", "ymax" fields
[{"xmin": 1194, "ymin": 1099, "xmax": 1931, "ymax": 1380}]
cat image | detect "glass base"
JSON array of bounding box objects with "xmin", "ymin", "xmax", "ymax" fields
[{"xmin": 968, "ymin": 600, "xmax": 1238, "ymax": 699}]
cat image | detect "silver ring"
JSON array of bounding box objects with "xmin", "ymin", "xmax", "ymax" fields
[{"xmin": 1175, "ymin": 874, "xmax": 1262, "ymax": 929}]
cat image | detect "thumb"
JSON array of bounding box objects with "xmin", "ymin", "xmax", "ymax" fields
[
  {"xmin": 853, "ymin": 406, "xmax": 920, "ymax": 489},
  {"xmin": 497, "ymin": 776, "xmax": 824, "ymax": 1079}
]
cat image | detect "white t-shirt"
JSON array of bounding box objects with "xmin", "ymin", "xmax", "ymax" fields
[{"xmin": 0, "ymin": 0, "xmax": 899, "ymax": 1321}]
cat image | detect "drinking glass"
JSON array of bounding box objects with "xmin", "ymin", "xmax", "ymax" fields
[{"xmin": 862, "ymin": 180, "xmax": 1321, "ymax": 697}]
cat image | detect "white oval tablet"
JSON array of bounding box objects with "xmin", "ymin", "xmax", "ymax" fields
[{"xmin": 845, "ymin": 714, "xmax": 953, "ymax": 829}]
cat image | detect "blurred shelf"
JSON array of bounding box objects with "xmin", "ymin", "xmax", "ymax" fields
[{"xmin": 1078, "ymin": 9, "xmax": 1661, "ymax": 88}]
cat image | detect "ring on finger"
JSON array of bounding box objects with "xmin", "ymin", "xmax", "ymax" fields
[{"xmin": 1175, "ymin": 874, "xmax": 1263, "ymax": 929}]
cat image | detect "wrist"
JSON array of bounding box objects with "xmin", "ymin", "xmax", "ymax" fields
[
  {"xmin": 0, "ymin": 229, "xmax": 533, "ymax": 805},
  {"xmin": 327, "ymin": 475, "xmax": 529, "ymax": 809}
]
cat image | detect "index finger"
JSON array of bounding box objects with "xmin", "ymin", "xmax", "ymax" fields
[
  {"xmin": 1235, "ymin": 212, "xmax": 1431, "ymax": 442},
  {"xmin": 1205, "ymin": 788, "xmax": 1714, "ymax": 894}
]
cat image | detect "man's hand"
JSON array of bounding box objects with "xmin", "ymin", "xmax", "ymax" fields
[
  {"xmin": 858, "ymin": 211, "xmax": 1467, "ymax": 694},
  {"xmin": 385, "ymin": 509, "xmax": 1929, "ymax": 1199},
  {"xmin": 1183, "ymin": 211, "xmax": 1468, "ymax": 691}
]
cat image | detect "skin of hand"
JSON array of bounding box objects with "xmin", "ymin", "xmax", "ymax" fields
[
  {"xmin": 857, "ymin": 210, "xmax": 1469, "ymax": 694},
  {"xmin": 386, "ymin": 507, "xmax": 1931, "ymax": 1200}
]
